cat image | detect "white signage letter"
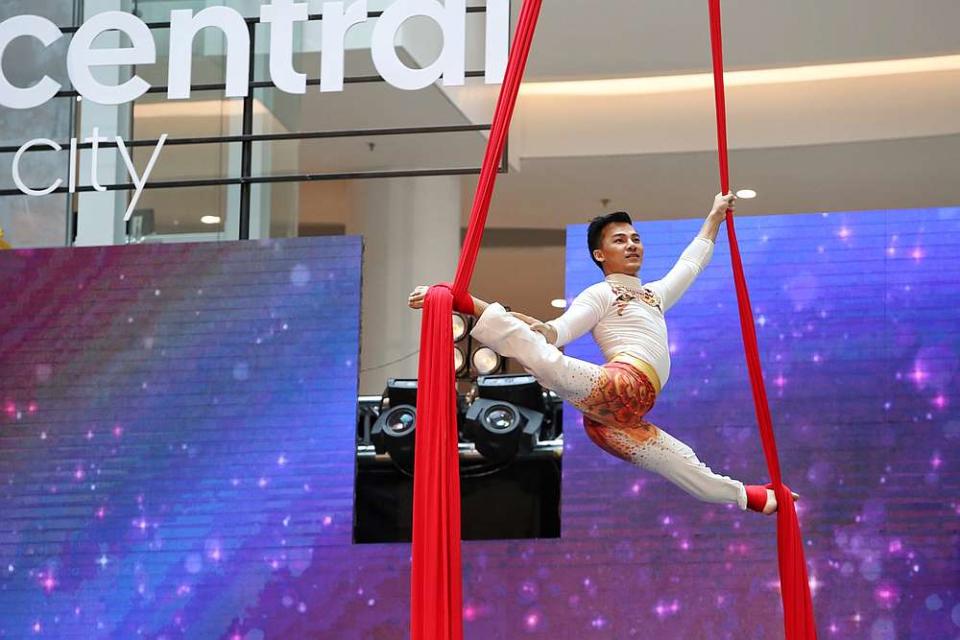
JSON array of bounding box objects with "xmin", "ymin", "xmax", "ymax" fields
[
  {"xmin": 485, "ymin": 0, "xmax": 508, "ymax": 84},
  {"xmin": 67, "ymin": 11, "xmax": 155, "ymax": 105},
  {"xmin": 12, "ymin": 139, "xmax": 63, "ymax": 196},
  {"xmin": 116, "ymin": 134, "xmax": 167, "ymax": 221},
  {"xmin": 168, "ymin": 7, "xmax": 250, "ymax": 100},
  {"xmin": 0, "ymin": 15, "xmax": 63, "ymax": 109},
  {"xmin": 320, "ymin": 1, "xmax": 368, "ymax": 93},
  {"xmin": 371, "ymin": 0, "xmax": 465, "ymax": 91},
  {"xmin": 261, "ymin": 0, "xmax": 309, "ymax": 95},
  {"xmin": 85, "ymin": 127, "xmax": 108, "ymax": 193}
]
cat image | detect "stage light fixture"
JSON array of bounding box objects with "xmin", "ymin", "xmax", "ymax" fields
[
  {"xmin": 454, "ymin": 346, "xmax": 466, "ymax": 374},
  {"xmin": 383, "ymin": 378, "xmax": 417, "ymax": 409},
  {"xmin": 452, "ymin": 313, "xmax": 467, "ymax": 341},
  {"xmin": 472, "ymin": 347, "xmax": 502, "ymax": 375},
  {"xmin": 371, "ymin": 405, "xmax": 416, "ymax": 474},
  {"xmin": 370, "ymin": 379, "xmax": 419, "ymax": 473},
  {"xmin": 464, "ymin": 374, "xmax": 545, "ymax": 462}
]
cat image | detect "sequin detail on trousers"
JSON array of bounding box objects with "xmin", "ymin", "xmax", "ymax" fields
[{"xmin": 574, "ymin": 360, "xmax": 660, "ymax": 459}]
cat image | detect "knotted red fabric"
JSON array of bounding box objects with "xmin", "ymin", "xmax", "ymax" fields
[
  {"xmin": 411, "ymin": 2, "xmax": 544, "ymax": 639},
  {"xmin": 708, "ymin": 0, "xmax": 818, "ymax": 637},
  {"xmin": 436, "ymin": 282, "xmax": 475, "ymax": 316}
]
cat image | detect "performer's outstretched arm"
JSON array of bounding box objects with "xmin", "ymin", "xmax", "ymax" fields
[
  {"xmin": 697, "ymin": 192, "xmax": 735, "ymax": 243},
  {"xmin": 649, "ymin": 192, "xmax": 735, "ymax": 312}
]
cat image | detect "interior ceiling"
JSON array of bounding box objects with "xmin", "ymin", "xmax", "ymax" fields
[
  {"xmin": 132, "ymin": 1, "xmax": 960, "ymax": 228},
  {"xmin": 519, "ymin": 0, "xmax": 960, "ymax": 79},
  {"xmin": 474, "ymin": 133, "xmax": 960, "ymax": 229},
  {"xmin": 474, "ymin": 0, "xmax": 960, "ymax": 225}
]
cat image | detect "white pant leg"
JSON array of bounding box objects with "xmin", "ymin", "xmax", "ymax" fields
[
  {"xmin": 619, "ymin": 427, "xmax": 748, "ymax": 509},
  {"xmin": 473, "ymin": 303, "xmax": 747, "ymax": 510},
  {"xmin": 470, "ymin": 303, "xmax": 600, "ymax": 404},
  {"xmin": 603, "ymin": 421, "xmax": 747, "ymax": 510}
]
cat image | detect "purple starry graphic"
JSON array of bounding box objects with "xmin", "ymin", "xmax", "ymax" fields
[{"xmin": 1, "ymin": 209, "xmax": 958, "ymax": 639}]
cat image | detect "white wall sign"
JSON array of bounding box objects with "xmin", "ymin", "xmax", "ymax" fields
[
  {"xmin": 0, "ymin": 0, "xmax": 510, "ymax": 109},
  {"xmin": 0, "ymin": 0, "xmax": 509, "ymax": 208}
]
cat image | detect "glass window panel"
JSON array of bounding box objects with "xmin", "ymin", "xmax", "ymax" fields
[
  {"xmin": 0, "ymin": 33, "xmax": 72, "ymax": 146},
  {"xmin": 0, "ymin": 0, "xmax": 74, "ymax": 23},
  {"xmin": 137, "ymin": 0, "xmax": 266, "ymax": 20},
  {"xmin": 142, "ymin": 25, "xmax": 246, "ymax": 91},
  {"xmin": 251, "ymin": 83, "xmax": 475, "ymax": 135},
  {"xmin": 252, "ymin": 130, "xmax": 489, "ymax": 177},
  {"xmin": 132, "ymin": 91, "xmax": 245, "ymax": 139},
  {"xmin": 128, "ymin": 141, "xmax": 241, "ymax": 183},
  {"xmin": 0, "ymin": 147, "xmax": 67, "ymax": 193},
  {"xmin": 0, "ymin": 193, "xmax": 69, "ymax": 248},
  {"xmin": 0, "ymin": 1, "xmax": 75, "ymax": 247},
  {"xmin": 132, "ymin": 182, "xmax": 240, "ymax": 239}
]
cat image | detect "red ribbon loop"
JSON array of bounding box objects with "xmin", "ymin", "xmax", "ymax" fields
[{"xmin": 435, "ymin": 282, "xmax": 475, "ymax": 316}]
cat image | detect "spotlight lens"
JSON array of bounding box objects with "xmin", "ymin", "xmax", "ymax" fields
[
  {"xmin": 386, "ymin": 408, "xmax": 415, "ymax": 434},
  {"xmin": 735, "ymin": 189, "xmax": 757, "ymax": 199},
  {"xmin": 484, "ymin": 405, "xmax": 517, "ymax": 432},
  {"xmin": 452, "ymin": 314, "xmax": 467, "ymax": 341},
  {"xmin": 472, "ymin": 347, "xmax": 501, "ymax": 375},
  {"xmin": 454, "ymin": 347, "xmax": 465, "ymax": 373}
]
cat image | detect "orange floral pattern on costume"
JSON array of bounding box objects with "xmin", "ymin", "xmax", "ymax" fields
[
  {"xmin": 575, "ymin": 361, "xmax": 656, "ymax": 428},
  {"xmin": 574, "ymin": 360, "xmax": 660, "ymax": 462}
]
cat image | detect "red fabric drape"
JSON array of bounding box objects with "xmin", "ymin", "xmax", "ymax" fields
[
  {"xmin": 411, "ymin": 2, "xmax": 544, "ymax": 639},
  {"xmin": 707, "ymin": 1, "xmax": 818, "ymax": 638},
  {"xmin": 410, "ymin": 1, "xmax": 817, "ymax": 637}
]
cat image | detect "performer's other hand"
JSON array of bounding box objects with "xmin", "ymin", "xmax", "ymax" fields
[
  {"xmin": 711, "ymin": 191, "xmax": 737, "ymax": 217},
  {"xmin": 510, "ymin": 311, "xmax": 539, "ymax": 325},
  {"xmin": 509, "ymin": 312, "xmax": 556, "ymax": 343},
  {"xmin": 408, "ymin": 285, "xmax": 429, "ymax": 309},
  {"xmin": 530, "ymin": 322, "xmax": 558, "ymax": 345}
]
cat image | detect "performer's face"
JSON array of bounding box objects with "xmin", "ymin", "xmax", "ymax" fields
[{"xmin": 594, "ymin": 222, "xmax": 643, "ymax": 276}]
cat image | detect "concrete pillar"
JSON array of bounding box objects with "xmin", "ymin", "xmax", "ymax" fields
[{"xmin": 351, "ymin": 176, "xmax": 461, "ymax": 395}]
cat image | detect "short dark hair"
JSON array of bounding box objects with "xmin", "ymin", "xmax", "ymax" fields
[{"xmin": 587, "ymin": 211, "xmax": 633, "ymax": 271}]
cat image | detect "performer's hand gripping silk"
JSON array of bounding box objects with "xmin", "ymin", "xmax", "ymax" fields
[{"xmin": 409, "ymin": 193, "xmax": 797, "ymax": 514}]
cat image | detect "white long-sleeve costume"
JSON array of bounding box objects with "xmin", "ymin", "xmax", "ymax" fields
[
  {"xmin": 471, "ymin": 236, "xmax": 748, "ymax": 509},
  {"xmin": 547, "ymin": 235, "xmax": 715, "ymax": 387}
]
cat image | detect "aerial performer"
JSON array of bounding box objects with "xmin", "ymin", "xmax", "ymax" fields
[{"xmin": 409, "ymin": 192, "xmax": 798, "ymax": 515}]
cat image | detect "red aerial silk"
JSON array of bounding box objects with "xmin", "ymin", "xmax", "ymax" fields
[
  {"xmin": 410, "ymin": 1, "xmax": 817, "ymax": 638},
  {"xmin": 411, "ymin": 2, "xmax": 544, "ymax": 639},
  {"xmin": 707, "ymin": 1, "xmax": 818, "ymax": 638}
]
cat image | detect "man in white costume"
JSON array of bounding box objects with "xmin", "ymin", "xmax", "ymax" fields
[{"xmin": 409, "ymin": 193, "xmax": 795, "ymax": 514}]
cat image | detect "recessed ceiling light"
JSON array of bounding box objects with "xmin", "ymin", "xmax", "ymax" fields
[
  {"xmin": 201, "ymin": 215, "xmax": 222, "ymax": 225},
  {"xmin": 551, "ymin": 299, "xmax": 567, "ymax": 309},
  {"xmin": 735, "ymin": 189, "xmax": 757, "ymax": 199}
]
